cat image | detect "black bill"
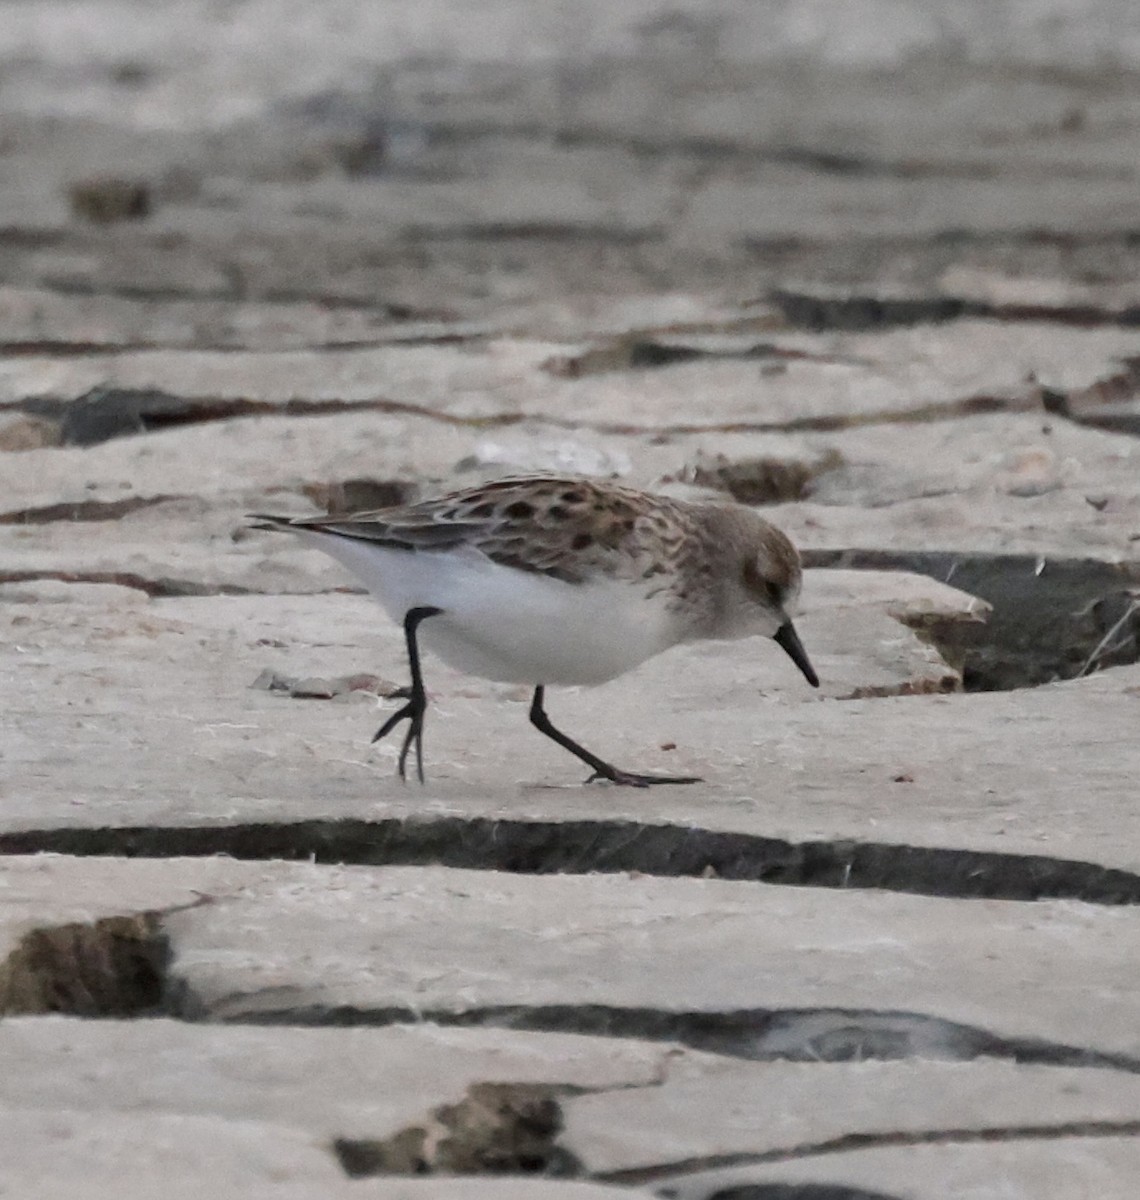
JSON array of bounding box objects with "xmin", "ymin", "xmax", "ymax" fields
[{"xmin": 774, "ymin": 621, "xmax": 819, "ymax": 688}]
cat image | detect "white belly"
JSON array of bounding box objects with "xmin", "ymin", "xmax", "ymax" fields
[{"xmin": 295, "ymin": 532, "xmax": 679, "ymax": 686}]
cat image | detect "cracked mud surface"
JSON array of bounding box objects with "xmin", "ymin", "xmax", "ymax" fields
[{"xmin": 3, "ymin": 3, "xmax": 1140, "ymax": 1198}]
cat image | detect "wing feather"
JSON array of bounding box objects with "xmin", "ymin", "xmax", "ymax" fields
[{"xmin": 251, "ymin": 475, "xmax": 687, "ymax": 585}]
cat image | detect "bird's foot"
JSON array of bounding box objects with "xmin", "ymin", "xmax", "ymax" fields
[
  {"xmin": 584, "ymin": 768, "xmax": 702, "ymax": 788},
  {"xmin": 372, "ymin": 685, "xmax": 428, "ymax": 782}
]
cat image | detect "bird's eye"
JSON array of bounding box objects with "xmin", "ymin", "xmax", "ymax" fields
[{"xmin": 742, "ymin": 557, "xmax": 783, "ymax": 608}]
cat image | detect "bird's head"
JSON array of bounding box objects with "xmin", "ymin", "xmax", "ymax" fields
[{"xmin": 715, "ymin": 507, "xmax": 820, "ymax": 688}]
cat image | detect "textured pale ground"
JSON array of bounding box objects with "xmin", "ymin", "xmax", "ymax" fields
[
  {"xmin": 3, "ymin": 578, "xmax": 1137, "ymax": 870},
  {"xmin": 0, "ymin": 1017, "xmax": 673, "ymax": 1139},
  {"xmin": 2, "ymin": 1, "xmax": 1140, "ymax": 1196},
  {"xmin": 562, "ymin": 1057, "xmax": 1140, "ymax": 1173},
  {"xmin": 2, "ymin": 1017, "xmax": 1138, "ymax": 1196},
  {"xmin": 4, "ymin": 856, "xmax": 1136, "ymax": 1059},
  {"xmin": 160, "ymin": 862, "xmax": 1139, "ymax": 1057}
]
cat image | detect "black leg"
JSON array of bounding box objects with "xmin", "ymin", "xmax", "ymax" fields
[
  {"xmin": 372, "ymin": 606, "xmax": 441, "ymax": 782},
  {"xmin": 527, "ymin": 686, "xmax": 701, "ymax": 788}
]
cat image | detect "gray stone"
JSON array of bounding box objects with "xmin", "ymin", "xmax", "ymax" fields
[
  {"xmin": 67, "ymin": 176, "xmax": 152, "ymax": 224},
  {"xmin": 0, "ymin": 413, "xmax": 61, "ymax": 451}
]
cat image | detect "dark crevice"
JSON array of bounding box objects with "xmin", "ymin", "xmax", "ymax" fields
[
  {"xmin": 674, "ymin": 1186, "xmax": 902, "ymax": 1200},
  {"xmin": 0, "ymin": 569, "xmax": 257, "ymax": 597},
  {"xmin": 8, "ymin": 386, "xmax": 537, "ymax": 447},
  {"xmin": 413, "ymin": 120, "xmax": 1134, "ymax": 185},
  {"xmin": 3, "ymin": 818, "xmax": 1139, "ymax": 905},
  {"xmin": 0, "ymin": 495, "xmax": 179, "ymax": 525},
  {"xmin": 6, "ymin": 911, "xmax": 1133, "ymax": 1083},
  {"xmin": 771, "ymin": 289, "xmax": 1140, "ymax": 332},
  {"xmin": 27, "ymin": 275, "xmax": 426, "ymax": 313},
  {"xmin": 13, "ymin": 387, "xmax": 514, "ymax": 448},
  {"xmin": 987, "ymin": 302, "xmax": 1140, "ymax": 328},
  {"xmin": 0, "ymin": 341, "xmax": 179, "ymax": 357},
  {"xmin": 742, "ymin": 229, "xmax": 1140, "ymax": 258},
  {"xmin": 677, "ymin": 450, "xmax": 844, "ymax": 506},
  {"xmin": 0, "ymin": 226, "xmax": 70, "ymax": 249},
  {"xmin": 401, "ymin": 221, "xmax": 661, "ymax": 244},
  {"xmin": 167, "ymin": 999, "xmax": 1140, "ymax": 1076},
  {"xmin": 6, "ymin": 383, "xmax": 1048, "ymax": 450},
  {"xmin": 0, "ymin": 334, "xmax": 478, "ymax": 356},
  {"xmin": 773, "ymin": 292, "xmax": 981, "ymax": 331},
  {"xmin": 614, "ymin": 1118, "xmax": 1140, "ymax": 1188},
  {"xmin": 1051, "ymin": 354, "xmax": 1140, "ymax": 436},
  {"xmin": 4, "ymin": 384, "xmax": 1126, "ymax": 450},
  {"xmin": 542, "ymin": 338, "xmax": 863, "ymax": 379},
  {"xmin": 6, "ymin": 226, "xmax": 1140, "ymax": 314},
  {"xmin": 0, "ymin": 481, "xmax": 409, "ymax": 528},
  {"xmin": 805, "ymin": 551, "xmax": 1140, "ymax": 690}
]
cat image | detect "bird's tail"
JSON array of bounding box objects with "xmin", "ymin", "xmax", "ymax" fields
[{"xmin": 248, "ymin": 513, "xmax": 307, "ymax": 533}]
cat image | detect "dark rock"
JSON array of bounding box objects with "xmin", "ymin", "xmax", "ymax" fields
[{"xmin": 68, "ymin": 177, "xmax": 152, "ymax": 224}]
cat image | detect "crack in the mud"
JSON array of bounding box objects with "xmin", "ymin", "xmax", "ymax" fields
[
  {"xmin": 330, "ymin": 1070, "xmax": 1140, "ymax": 1191},
  {"xmin": 12, "ymin": 388, "xmax": 526, "ymax": 447},
  {"xmin": 667, "ymin": 1185, "xmax": 901, "ymax": 1200},
  {"xmin": 0, "ymin": 341, "xmax": 192, "ymax": 357},
  {"xmin": 0, "ymin": 495, "xmax": 180, "ymax": 525},
  {"xmin": 5, "ymin": 910, "xmax": 1136, "ymax": 1174},
  {"xmin": 541, "ymin": 338, "xmax": 867, "ymax": 379},
  {"xmin": 807, "ymin": 552, "xmax": 1140, "ymax": 689},
  {"xmin": 5, "ymin": 910, "xmax": 1134, "ymax": 1088},
  {"xmin": 771, "ymin": 289, "xmax": 1140, "ymax": 332},
  {"xmin": 13, "ymin": 348, "xmax": 1135, "ymax": 451},
  {"xmin": 7, "ymin": 382, "xmax": 1050, "ymax": 449},
  {"xmin": 5, "ymin": 299, "xmax": 1139, "ymax": 371},
  {"xmin": 24, "ymin": 275, "xmax": 434, "ymax": 314},
  {"xmin": 1054, "ymin": 354, "xmax": 1140, "ymax": 435},
  {"xmin": 401, "ymin": 120, "xmax": 1137, "ymax": 187},
  {"xmin": 402, "ymin": 220, "xmax": 662, "ymax": 244},
  {"xmin": 0, "ymin": 328, "xmax": 482, "ymax": 358},
  {"xmin": 9, "ymin": 912, "xmax": 1133, "ymax": 1082},
  {"xmin": 179, "ymin": 1000, "xmax": 1140, "ymax": 1077},
  {"xmin": 3, "ymin": 818, "xmax": 1138, "ymax": 905},
  {"xmin": 0, "ymin": 569, "xmax": 257, "ymax": 597},
  {"xmin": 612, "ymin": 1118, "xmax": 1140, "ymax": 1189}
]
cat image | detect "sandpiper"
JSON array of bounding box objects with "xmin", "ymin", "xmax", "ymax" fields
[{"xmin": 253, "ymin": 474, "xmax": 818, "ymax": 786}]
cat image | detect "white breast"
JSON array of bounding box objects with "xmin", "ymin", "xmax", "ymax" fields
[{"xmin": 293, "ymin": 532, "xmax": 681, "ymax": 686}]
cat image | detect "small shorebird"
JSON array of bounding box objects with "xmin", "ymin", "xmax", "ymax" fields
[{"xmin": 253, "ymin": 475, "xmax": 818, "ymax": 786}]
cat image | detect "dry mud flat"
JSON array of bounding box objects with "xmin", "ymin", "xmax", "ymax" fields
[
  {"xmin": 4, "ymin": 328, "xmax": 1140, "ymax": 1200},
  {"xmin": 4, "ymin": 2, "xmax": 1140, "ymax": 1196}
]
